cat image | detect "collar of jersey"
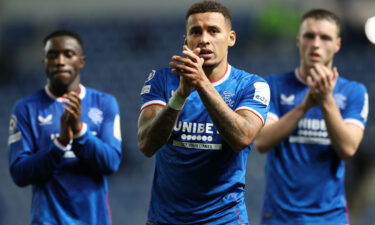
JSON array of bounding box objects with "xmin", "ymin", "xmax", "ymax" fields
[
  {"xmin": 211, "ymin": 63, "xmax": 231, "ymax": 87},
  {"xmin": 44, "ymin": 84, "xmax": 86, "ymax": 101},
  {"xmin": 294, "ymin": 68, "xmax": 308, "ymax": 85}
]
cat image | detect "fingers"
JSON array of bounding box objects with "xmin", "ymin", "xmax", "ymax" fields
[
  {"xmin": 59, "ymin": 111, "xmax": 74, "ymax": 144},
  {"xmin": 183, "ymin": 45, "xmax": 201, "ymax": 57},
  {"xmin": 62, "ymin": 92, "xmax": 82, "ymax": 133},
  {"xmin": 169, "ymin": 45, "xmax": 203, "ymax": 77},
  {"xmin": 309, "ymin": 66, "xmax": 326, "ymax": 92},
  {"xmin": 169, "ymin": 56, "xmax": 197, "ymax": 72},
  {"xmin": 308, "ymin": 64, "xmax": 335, "ymax": 92},
  {"xmin": 63, "ymin": 92, "xmax": 81, "ymax": 117}
]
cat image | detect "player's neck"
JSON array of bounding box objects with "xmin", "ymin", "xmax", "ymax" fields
[
  {"xmin": 298, "ymin": 62, "xmax": 333, "ymax": 82},
  {"xmin": 297, "ymin": 66, "xmax": 308, "ymax": 82},
  {"xmin": 48, "ymin": 79, "xmax": 81, "ymax": 97},
  {"xmin": 204, "ymin": 61, "xmax": 228, "ymax": 82}
]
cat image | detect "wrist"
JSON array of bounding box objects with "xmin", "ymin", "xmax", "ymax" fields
[
  {"xmin": 73, "ymin": 123, "xmax": 87, "ymax": 138},
  {"xmin": 57, "ymin": 136, "xmax": 70, "ymax": 146},
  {"xmin": 72, "ymin": 122, "xmax": 83, "ymax": 135},
  {"xmin": 168, "ymin": 92, "xmax": 187, "ymax": 111},
  {"xmin": 297, "ymin": 100, "xmax": 311, "ymax": 114},
  {"xmin": 321, "ymin": 94, "xmax": 336, "ymax": 110}
]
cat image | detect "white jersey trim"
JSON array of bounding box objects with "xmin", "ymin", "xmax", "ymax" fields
[
  {"xmin": 74, "ymin": 123, "xmax": 88, "ymax": 138},
  {"xmin": 211, "ymin": 64, "xmax": 231, "ymax": 87},
  {"xmin": 53, "ymin": 138, "xmax": 72, "ymax": 151},
  {"xmin": 294, "ymin": 68, "xmax": 308, "ymax": 85},
  {"xmin": 45, "ymin": 84, "xmax": 86, "ymax": 101},
  {"xmin": 141, "ymin": 100, "xmax": 167, "ymax": 111},
  {"xmin": 235, "ymin": 106, "xmax": 265, "ymax": 125},
  {"xmin": 344, "ymin": 118, "xmax": 365, "ymax": 130},
  {"xmin": 267, "ymin": 112, "xmax": 279, "ymax": 121}
]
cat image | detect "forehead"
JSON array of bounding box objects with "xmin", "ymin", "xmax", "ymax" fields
[
  {"xmin": 44, "ymin": 36, "xmax": 82, "ymax": 53},
  {"xmin": 186, "ymin": 12, "xmax": 229, "ymax": 30},
  {"xmin": 299, "ymin": 18, "xmax": 339, "ymax": 37}
]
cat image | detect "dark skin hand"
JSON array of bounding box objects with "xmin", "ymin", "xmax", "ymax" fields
[{"xmin": 57, "ymin": 91, "xmax": 82, "ymax": 146}]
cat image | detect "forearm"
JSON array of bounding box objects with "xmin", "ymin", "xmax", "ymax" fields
[
  {"xmin": 138, "ymin": 106, "xmax": 180, "ymax": 157},
  {"xmin": 10, "ymin": 143, "xmax": 64, "ymax": 187},
  {"xmin": 255, "ymin": 104, "xmax": 307, "ymax": 153},
  {"xmin": 321, "ymin": 96, "xmax": 362, "ymax": 159},
  {"xmin": 196, "ymin": 83, "xmax": 258, "ymax": 152}
]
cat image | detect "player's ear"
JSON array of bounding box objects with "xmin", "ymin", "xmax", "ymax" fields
[
  {"xmin": 228, "ymin": 30, "xmax": 236, "ymax": 47},
  {"xmin": 335, "ymin": 37, "xmax": 341, "ymax": 53},
  {"xmin": 296, "ymin": 31, "xmax": 301, "ymax": 48},
  {"xmin": 79, "ymin": 56, "xmax": 86, "ymax": 68}
]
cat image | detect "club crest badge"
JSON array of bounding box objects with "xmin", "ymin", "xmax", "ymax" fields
[{"xmin": 88, "ymin": 108, "xmax": 103, "ymax": 125}]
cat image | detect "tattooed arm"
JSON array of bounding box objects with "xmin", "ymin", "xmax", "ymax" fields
[
  {"xmin": 137, "ymin": 105, "xmax": 181, "ymax": 157},
  {"xmin": 198, "ymin": 84, "xmax": 264, "ymax": 152},
  {"xmin": 169, "ymin": 46, "xmax": 264, "ymax": 152}
]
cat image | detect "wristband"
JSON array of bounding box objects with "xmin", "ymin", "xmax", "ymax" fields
[{"xmin": 168, "ymin": 92, "xmax": 187, "ymax": 111}]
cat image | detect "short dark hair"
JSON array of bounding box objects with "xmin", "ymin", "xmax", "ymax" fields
[
  {"xmin": 301, "ymin": 9, "xmax": 341, "ymax": 36},
  {"xmin": 43, "ymin": 29, "xmax": 84, "ymax": 50},
  {"xmin": 186, "ymin": 0, "xmax": 232, "ymax": 28}
]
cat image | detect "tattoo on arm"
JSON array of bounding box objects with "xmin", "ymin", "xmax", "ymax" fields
[
  {"xmin": 198, "ymin": 84, "xmax": 263, "ymax": 151},
  {"xmin": 138, "ymin": 105, "xmax": 180, "ymax": 157}
]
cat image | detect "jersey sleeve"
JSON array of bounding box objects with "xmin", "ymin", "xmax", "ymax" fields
[
  {"xmin": 263, "ymin": 74, "xmax": 280, "ymax": 121},
  {"xmin": 341, "ymin": 82, "xmax": 368, "ymax": 129},
  {"xmin": 8, "ymin": 101, "xmax": 65, "ymax": 187},
  {"xmin": 140, "ymin": 69, "xmax": 167, "ymax": 110},
  {"xmin": 235, "ymin": 76, "xmax": 270, "ymax": 125},
  {"xmin": 72, "ymin": 94, "xmax": 122, "ymax": 175}
]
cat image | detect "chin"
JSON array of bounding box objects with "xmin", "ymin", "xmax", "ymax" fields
[{"xmin": 202, "ymin": 60, "xmax": 219, "ymax": 68}]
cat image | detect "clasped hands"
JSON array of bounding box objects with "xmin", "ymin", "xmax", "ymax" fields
[
  {"xmin": 169, "ymin": 45, "xmax": 208, "ymax": 98},
  {"xmin": 58, "ymin": 92, "xmax": 82, "ymax": 146},
  {"xmin": 305, "ymin": 64, "xmax": 339, "ymax": 107}
]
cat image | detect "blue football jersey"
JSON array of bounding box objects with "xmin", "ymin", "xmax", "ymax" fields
[
  {"xmin": 261, "ymin": 70, "xmax": 368, "ymax": 225},
  {"xmin": 8, "ymin": 85, "xmax": 122, "ymax": 225},
  {"xmin": 140, "ymin": 65, "xmax": 270, "ymax": 225}
]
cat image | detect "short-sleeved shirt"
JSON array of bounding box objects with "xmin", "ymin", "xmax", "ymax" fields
[
  {"xmin": 261, "ymin": 70, "xmax": 368, "ymax": 225},
  {"xmin": 140, "ymin": 65, "xmax": 270, "ymax": 224}
]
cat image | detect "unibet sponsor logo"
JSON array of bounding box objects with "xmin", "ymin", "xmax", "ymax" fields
[
  {"xmin": 289, "ymin": 118, "xmax": 331, "ymax": 145},
  {"xmin": 174, "ymin": 121, "xmax": 214, "ymax": 134},
  {"xmin": 298, "ymin": 118, "xmax": 327, "ymax": 130},
  {"xmin": 173, "ymin": 121, "xmax": 221, "ymax": 150}
]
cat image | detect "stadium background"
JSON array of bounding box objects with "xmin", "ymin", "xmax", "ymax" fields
[{"xmin": 0, "ymin": 0, "xmax": 374, "ymax": 224}]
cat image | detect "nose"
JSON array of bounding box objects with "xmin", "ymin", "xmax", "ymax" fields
[
  {"xmin": 198, "ymin": 31, "xmax": 210, "ymax": 46},
  {"xmin": 312, "ymin": 36, "xmax": 321, "ymax": 48},
  {"xmin": 55, "ymin": 54, "xmax": 65, "ymax": 65}
]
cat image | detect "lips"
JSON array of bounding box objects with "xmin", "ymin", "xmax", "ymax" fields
[
  {"xmin": 199, "ymin": 48, "xmax": 213, "ymax": 59},
  {"xmin": 52, "ymin": 70, "xmax": 71, "ymax": 75},
  {"xmin": 309, "ymin": 52, "xmax": 321, "ymax": 61}
]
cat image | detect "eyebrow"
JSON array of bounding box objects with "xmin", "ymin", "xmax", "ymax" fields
[{"xmin": 189, "ymin": 24, "xmax": 221, "ymax": 30}]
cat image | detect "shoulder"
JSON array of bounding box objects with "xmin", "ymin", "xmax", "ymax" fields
[
  {"xmin": 142, "ymin": 67, "xmax": 176, "ymax": 84},
  {"xmin": 337, "ymin": 77, "xmax": 367, "ymax": 91},
  {"xmin": 230, "ymin": 66, "xmax": 266, "ymax": 84},
  {"xmin": 335, "ymin": 77, "xmax": 368, "ymax": 101},
  {"xmin": 13, "ymin": 89, "xmax": 45, "ymax": 110},
  {"xmin": 148, "ymin": 68, "xmax": 173, "ymax": 78},
  {"xmin": 84, "ymin": 87, "xmax": 119, "ymax": 103},
  {"xmin": 264, "ymin": 71, "xmax": 295, "ymax": 83}
]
